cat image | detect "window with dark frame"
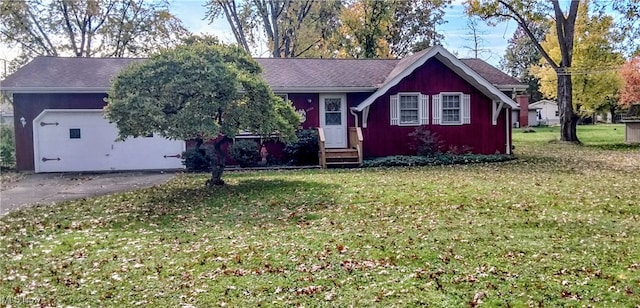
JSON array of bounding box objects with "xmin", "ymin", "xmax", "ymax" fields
[{"xmin": 69, "ymin": 128, "xmax": 81, "ymax": 139}]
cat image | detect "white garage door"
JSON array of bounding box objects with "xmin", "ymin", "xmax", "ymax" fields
[{"xmin": 34, "ymin": 109, "xmax": 185, "ymax": 173}]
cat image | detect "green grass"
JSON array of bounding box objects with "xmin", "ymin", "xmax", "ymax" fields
[
  {"xmin": 513, "ymin": 123, "xmax": 626, "ymax": 145},
  {"xmin": 2, "ymin": 124, "xmax": 640, "ymax": 306}
]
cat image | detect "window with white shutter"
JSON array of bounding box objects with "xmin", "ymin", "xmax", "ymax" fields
[
  {"xmin": 432, "ymin": 92, "xmax": 470, "ymax": 125},
  {"xmin": 431, "ymin": 94, "xmax": 441, "ymax": 125},
  {"xmin": 462, "ymin": 94, "xmax": 471, "ymax": 124},
  {"xmin": 390, "ymin": 95, "xmax": 399, "ymax": 125},
  {"xmin": 390, "ymin": 92, "xmax": 428, "ymax": 126},
  {"xmin": 420, "ymin": 94, "xmax": 428, "ymax": 125}
]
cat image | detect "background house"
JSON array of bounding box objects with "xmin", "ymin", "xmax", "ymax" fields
[
  {"xmin": 1, "ymin": 46, "xmax": 525, "ymax": 173},
  {"xmin": 530, "ymin": 99, "xmax": 560, "ymax": 126},
  {"xmin": 0, "ymin": 99, "xmax": 13, "ymax": 126}
]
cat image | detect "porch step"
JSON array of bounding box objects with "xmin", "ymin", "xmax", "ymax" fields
[
  {"xmin": 325, "ymin": 148, "xmax": 359, "ymax": 159},
  {"xmin": 324, "ymin": 148, "xmax": 361, "ymax": 167}
]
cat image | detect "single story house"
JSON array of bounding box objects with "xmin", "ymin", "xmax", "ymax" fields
[
  {"xmin": 511, "ymin": 103, "xmax": 540, "ymax": 127},
  {"xmin": 0, "ymin": 100, "xmax": 13, "ymax": 126},
  {"xmin": 530, "ymin": 99, "xmax": 560, "ymax": 126},
  {"xmin": 0, "ymin": 45, "xmax": 527, "ymax": 172}
]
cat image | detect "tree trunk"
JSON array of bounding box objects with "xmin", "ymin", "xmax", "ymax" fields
[
  {"xmin": 557, "ymin": 72, "xmax": 580, "ymax": 143},
  {"xmin": 207, "ymin": 136, "xmax": 230, "ymax": 186},
  {"xmin": 609, "ymin": 105, "xmax": 617, "ymax": 123}
]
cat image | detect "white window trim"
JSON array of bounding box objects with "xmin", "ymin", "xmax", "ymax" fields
[
  {"xmin": 433, "ymin": 92, "xmax": 471, "ymax": 125},
  {"xmin": 398, "ymin": 92, "xmax": 421, "ymax": 126},
  {"xmin": 390, "ymin": 92, "xmax": 428, "ymax": 126},
  {"xmin": 275, "ymin": 93, "xmax": 289, "ymax": 102},
  {"xmin": 438, "ymin": 92, "xmax": 465, "ymax": 126}
]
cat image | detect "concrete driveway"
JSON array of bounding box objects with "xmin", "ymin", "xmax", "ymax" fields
[{"xmin": 0, "ymin": 172, "xmax": 176, "ymax": 216}]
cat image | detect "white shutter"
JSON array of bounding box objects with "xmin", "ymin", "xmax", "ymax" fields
[
  {"xmin": 462, "ymin": 94, "xmax": 471, "ymax": 124},
  {"xmin": 432, "ymin": 94, "xmax": 441, "ymax": 125},
  {"xmin": 419, "ymin": 94, "xmax": 428, "ymax": 125},
  {"xmin": 390, "ymin": 94, "xmax": 399, "ymax": 125}
]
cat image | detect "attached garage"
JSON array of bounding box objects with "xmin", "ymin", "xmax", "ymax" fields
[{"xmin": 33, "ymin": 109, "xmax": 185, "ymax": 173}]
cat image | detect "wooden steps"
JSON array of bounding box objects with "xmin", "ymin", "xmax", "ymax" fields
[
  {"xmin": 317, "ymin": 127, "xmax": 363, "ymax": 168},
  {"xmin": 324, "ymin": 148, "xmax": 360, "ymax": 167}
]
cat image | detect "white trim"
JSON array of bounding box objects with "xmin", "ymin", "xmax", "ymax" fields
[
  {"xmin": 529, "ymin": 100, "xmax": 558, "ymax": 109},
  {"xmin": 420, "ymin": 94, "xmax": 429, "ymax": 125},
  {"xmin": 492, "ymin": 100, "xmax": 504, "ymax": 125},
  {"xmin": 431, "ymin": 94, "xmax": 441, "ymax": 125},
  {"xmin": 505, "ymin": 108, "xmax": 511, "ymax": 154},
  {"xmin": 354, "ymin": 45, "xmax": 518, "ymax": 112},
  {"xmin": 497, "ymin": 85, "xmax": 528, "ymax": 91},
  {"xmin": 396, "ymin": 92, "xmax": 422, "ymax": 126},
  {"xmin": 362, "ymin": 106, "xmax": 370, "ymax": 128},
  {"xmin": 319, "ymin": 93, "xmax": 348, "ymax": 148},
  {"xmin": 462, "ymin": 94, "xmax": 471, "ymax": 124},
  {"xmin": 390, "ymin": 94, "xmax": 399, "ymax": 125},
  {"xmin": 438, "ymin": 92, "xmax": 464, "ymax": 126},
  {"xmin": 275, "ymin": 93, "xmax": 289, "ymax": 102}
]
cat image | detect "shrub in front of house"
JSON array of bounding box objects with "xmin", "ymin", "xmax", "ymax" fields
[
  {"xmin": 362, "ymin": 154, "xmax": 514, "ymax": 168},
  {"xmin": 409, "ymin": 126, "xmax": 444, "ymax": 156},
  {"xmin": 229, "ymin": 139, "xmax": 260, "ymax": 167},
  {"xmin": 284, "ymin": 129, "xmax": 319, "ymax": 165},
  {"xmin": 182, "ymin": 147, "xmax": 213, "ymax": 172}
]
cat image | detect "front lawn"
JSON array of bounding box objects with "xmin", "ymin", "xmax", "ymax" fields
[{"xmin": 1, "ymin": 125, "xmax": 639, "ymax": 306}]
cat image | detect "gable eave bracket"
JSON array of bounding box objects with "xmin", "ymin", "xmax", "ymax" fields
[{"xmin": 492, "ymin": 101, "xmax": 504, "ymax": 125}]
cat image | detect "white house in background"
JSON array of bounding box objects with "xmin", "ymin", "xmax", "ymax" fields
[
  {"xmin": 530, "ymin": 100, "xmax": 559, "ymax": 125},
  {"xmin": 0, "ymin": 99, "xmax": 13, "ymax": 126}
]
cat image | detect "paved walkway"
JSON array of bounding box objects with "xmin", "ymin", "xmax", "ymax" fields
[{"xmin": 0, "ymin": 172, "xmax": 175, "ymax": 216}]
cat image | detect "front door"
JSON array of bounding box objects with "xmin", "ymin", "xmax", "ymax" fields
[{"xmin": 320, "ymin": 94, "xmax": 347, "ymax": 148}]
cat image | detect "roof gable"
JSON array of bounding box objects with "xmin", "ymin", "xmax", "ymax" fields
[
  {"xmin": 354, "ymin": 45, "xmax": 518, "ymax": 111},
  {"xmin": 529, "ymin": 100, "xmax": 558, "ymax": 108}
]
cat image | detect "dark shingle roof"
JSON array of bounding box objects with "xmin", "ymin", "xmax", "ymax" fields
[
  {"xmin": 1, "ymin": 57, "xmax": 144, "ymax": 89},
  {"xmin": 459, "ymin": 58, "xmax": 522, "ymax": 86},
  {"xmin": 1, "ymin": 54, "xmax": 521, "ymax": 91},
  {"xmin": 256, "ymin": 58, "xmax": 398, "ymax": 89}
]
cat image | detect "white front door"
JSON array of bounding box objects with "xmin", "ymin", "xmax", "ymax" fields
[{"xmin": 320, "ymin": 94, "xmax": 347, "ymax": 148}]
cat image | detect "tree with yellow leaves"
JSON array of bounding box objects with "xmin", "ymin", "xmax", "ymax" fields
[{"xmin": 529, "ymin": 2, "xmax": 625, "ymax": 118}]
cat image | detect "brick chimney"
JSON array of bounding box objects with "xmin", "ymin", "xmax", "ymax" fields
[{"xmin": 517, "ymin": 95, "xmax": 529, "ymax": 127}]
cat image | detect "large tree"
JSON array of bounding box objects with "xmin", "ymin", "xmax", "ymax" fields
[
  {"xmin": 205, "ymin": 0, "xmax": 341, "ymax": 58},
  {"xmin": 332, "ymin": 0, "xmax": 449, "ymax": 58},
  {"xmin": 105, "ymin": 41, "xmax": 300, "ymax": 186},
  {"xmin": 500, "ymin": 23, "xmax": 548, "ymax": 103},
  {"xmin": 467, "ymin": 0, "xmax": 582, "ymax": 142},
  {"xmin": 0, "ymin": 0, "xmax": 188, "ymax": 67},
  {"xmin": 529, "ymin": 2, "xmax": 624, "ymax": 117},
  {"xmin": 467, "ymin": 0, "xmax": 639, "ymax": 142}
]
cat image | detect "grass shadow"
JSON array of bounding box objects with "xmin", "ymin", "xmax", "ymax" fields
[{"xmin": 108, "ymin": 175, "xmax": 342, "ymax": 229}]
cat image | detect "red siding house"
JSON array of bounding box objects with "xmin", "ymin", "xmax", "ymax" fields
[{"xmin": 1, "ymin": 46, "xmax": 527, "ymax": 172}]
